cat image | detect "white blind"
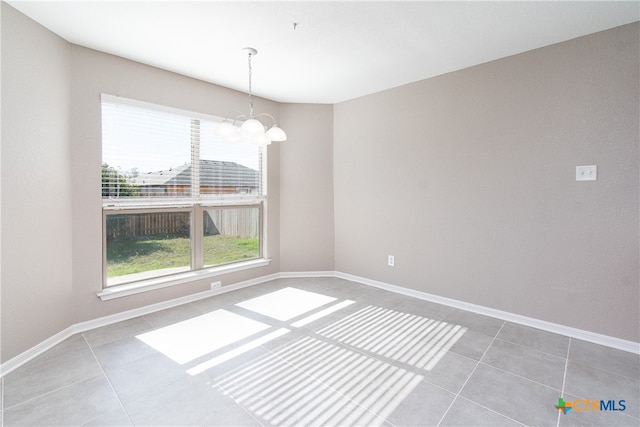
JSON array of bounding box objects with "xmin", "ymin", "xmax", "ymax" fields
[{"xmin": 101, "ymin": 95, "xmax": 263, "ymax": 205}]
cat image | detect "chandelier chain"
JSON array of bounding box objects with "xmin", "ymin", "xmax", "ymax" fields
[{"xmin": 248, "ymin": 51, "xmax": 254, "ymax": 118}]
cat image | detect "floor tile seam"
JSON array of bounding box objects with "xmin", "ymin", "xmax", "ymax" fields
[
  {"xmin": 441, "ymin": 314, "xmax": 505, "ymax": 339},
  {"xmin": 435, "ymin": 322, "xmax": 506, "ymax": 426},
  {"xmin": 141, "ymin": 310, "xmax": 202, "ymax": 330},
  {"xmin": 190, "ymin": 300, "xmax": 217, "ymax": 314},
  {"xmin": 82, "ymin": 317, "xmax": 156, "ymax": 349},
  {"xmin": 82, "ymin": 334, "xmax": 135, "ymax": 426},
  {"xmin": 475, "ymin": 361, "xmax": 563, "ymax": 393},
  {"xmin": 493, "ymin": 336, "xmax": 570, "ymax": 360},
  {"xmin": 566, "ymin": 359, "xmax": 640, "ymax": 383},
  {"xmin": 4, "ymin": 339, "xmax": 94, "ymax": 376},
  {"xmin": 201, "ymin": 380, "xmax": 267, "ymax": 427},
  {"xmin": 0, "ymin": 372, "xmax": 107, "ymax": 412},
  {"xmin": 114, "ymin": 370, "xmax": 208, "ymax": 410},
  {"xmin": 453, "ymin": 395, "xmax": 529, "ymax": 426},
  {"xmin": 335, "ymin": 340, "xmax": 476, "ymax": 385},
  {"xmin": 557, "ymin": 337, "xmax": 571, "ymax": 427},
  {"xmin": 447, "ymin": 346, "xmax": 485, "ymax": 362},
  {"xmin": 306, "ymin": 315, "xmax": 480, "ymax": 373}
]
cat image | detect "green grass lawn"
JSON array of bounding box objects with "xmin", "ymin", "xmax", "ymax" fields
[{"xmin": 106, "ymin": 234, "xmax": 259, "ymax": 277}]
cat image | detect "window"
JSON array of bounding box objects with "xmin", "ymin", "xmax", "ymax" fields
[{"xmin": 101, "ymin": 95, "xmax": 266, "ymax": 288}]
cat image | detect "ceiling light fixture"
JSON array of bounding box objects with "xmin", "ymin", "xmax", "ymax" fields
[{"xmin": 216, "ymin": 47, "xmax": 287, "ymax": 146}]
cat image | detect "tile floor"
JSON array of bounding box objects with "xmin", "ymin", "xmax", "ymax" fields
[{"xmin": 1, "ymin": 277, "xmax": 639, "ymax": 426}]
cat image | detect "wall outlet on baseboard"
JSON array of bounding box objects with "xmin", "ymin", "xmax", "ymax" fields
[{"xmin": 211, "ymin": 281, "xmax": 222, "ymax": 290}]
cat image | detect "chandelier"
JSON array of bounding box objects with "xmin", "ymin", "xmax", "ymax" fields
[{"xmin": 216, "ymin": 47, "xmax": 287, "ymax": 146}]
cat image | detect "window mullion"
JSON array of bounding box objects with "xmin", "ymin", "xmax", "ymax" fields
[
  {"xmin": 191, "ymin": 119, "xmax": 200, "ymax": 199},
  {"xmin": 192, "ymin": 205, "xmax": 203, "ymax": 270},
  {"xmin": 191, "ymin": 119, "xmax": 203, "ymax": 270}
]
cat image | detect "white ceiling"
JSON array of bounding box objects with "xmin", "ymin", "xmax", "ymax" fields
[{"xmin": 7, "ymin": 1, "xmax": 640, "ymax": 104}]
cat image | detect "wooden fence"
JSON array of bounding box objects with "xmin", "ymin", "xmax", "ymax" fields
[
  {"xmin": 205, "ymin": 208, "xmax": 259, "ymax": 239},
  {"xmin": 106, "ymin": 208, "xmax": 259, "ymax": 240}
]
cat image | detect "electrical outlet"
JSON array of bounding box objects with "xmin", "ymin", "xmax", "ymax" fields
[
  {"xmin": 211, "ymin": 281, "xmax": 222, "ymax": 290},
  {"xmin": 576, "ymin": 165, "xmax": 597, "ymax": 181},
  {"xmin": 388, "ymin": 255, "xmax": 395, "ymax": 267}
]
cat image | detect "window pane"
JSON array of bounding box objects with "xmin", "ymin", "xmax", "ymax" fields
[
  {"xmin": 102, "ymin": 100, "xmax": 194, "ymax": 200},
  {"xmin": 106, "ymin": 211, "xmax": 191, "ymax": 285},
  {"xmin": 200, "ymin": 121, "xmax": 263, "ymax": 197},
  {"xmin": 203, "ymin": 207, "xmax": 260, "ymax": 267}
]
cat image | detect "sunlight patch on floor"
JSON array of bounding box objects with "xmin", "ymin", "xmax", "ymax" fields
[
  {"xmin": 136, "ymin": 309, "xmax": 269, "ymax": 364},
  {"xmin": 215, "ymin": 336, "xmax": 422, "ymax": 426},
  {"xmin": 186, "ymin": 327, "xmax": 290, "ymax": 375},
  {"xmin": 292, "ymin": 299, "xmax": 355, "ymax": 327},
  {"xmin": 318, "ymin": 305, "xmax": 467, "ymax": 371},
  {"xmin": 236, "ymin": 287, "xmax": 337, "ymax": 321}
]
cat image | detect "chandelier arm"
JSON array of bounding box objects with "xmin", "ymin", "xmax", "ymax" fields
[
  {"xmin": 255, "ymin": 113, "xmax": 278, "ymax": 127},
  {"xmin": 222, "ymin": 110, "xmax": 247, "ymax": 125}
]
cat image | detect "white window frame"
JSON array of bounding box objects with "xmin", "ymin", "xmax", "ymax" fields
[{"xmin": 99, "ymin": 95, "xmax": 269, "ymax": 299}]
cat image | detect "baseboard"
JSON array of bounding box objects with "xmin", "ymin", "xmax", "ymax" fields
[
  {"xmin": 0, "ymin": 326, "xmax": 76, "ymax": 377},
  {"xmin": 71, "ymin": 288, "xmax": 218, "ymax": 334},
  {"xmin": 334, "ymin": 271, "xmax": 640, "ymax": 355},
  {"xmin": 279, "ymin": 270, "xmax": 337, "ymax": 278},
  {"xmin": 2, "ymin": 270, "xmax": 637, "ymax": 377}
]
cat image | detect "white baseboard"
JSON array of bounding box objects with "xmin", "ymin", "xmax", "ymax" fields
[
  {"xmin": 0, "ymin": 326, "xmax": 76, "ymax": 377},
  {"xmin": 334, "ymin": 271, "xmax": 640, "ymax": 355},
  {"xmin": 279, "ymin": 271, "xmax": 336, "ymax": 278},
  {"xmin": 2, "ymin": 270, "xmax": 638, "ymax": 377}
]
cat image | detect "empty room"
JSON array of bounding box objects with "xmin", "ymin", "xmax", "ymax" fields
[{"xmin": 1, "ymin": 1, "xmax": 639, "ymax": 426}]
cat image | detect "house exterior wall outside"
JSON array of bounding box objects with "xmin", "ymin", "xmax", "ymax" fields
[
  {"xmin": 334, "ymin": 22, "xmax": 640, "ymax": 342},
  {"xmin": 1, "ymin": 3, "xmax": 73, "ymax": 361}
]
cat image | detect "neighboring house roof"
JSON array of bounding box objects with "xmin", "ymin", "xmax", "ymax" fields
[{"xmin": 133, "ymin": 160, "xmax": 259, "ymax": 188}]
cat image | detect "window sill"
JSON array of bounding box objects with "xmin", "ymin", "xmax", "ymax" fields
[{"xmin": 97, "ymin": 258, "xmax": 271, "ymax": 301}]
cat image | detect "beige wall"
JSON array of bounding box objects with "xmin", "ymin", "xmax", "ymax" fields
[
  {"xmin": 1, "ymin": 4, "xmax": 73, "ymax": 361},
  {"xmin": 279, "ymin": 103, "xmax": 335, "ymax": 272},
  {"xmin": 334, "ymin": 23, "xmax": 640, "ymax": 342}
]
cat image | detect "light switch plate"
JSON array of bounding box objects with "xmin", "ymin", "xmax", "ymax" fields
[{"xmin": 576, "ymin": 165, "xmax": 597, "ymax": 181}]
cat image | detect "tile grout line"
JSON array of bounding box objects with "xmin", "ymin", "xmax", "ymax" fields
[
  {"xmin": 82, "ymin": 334, "xmax": 135, "ymax": 426},
  {"xmin": 568, "ymin": 358, "xmax": 640, "ymax": 383},
  {"xmin": 493, "ymin": 336, "xmax": 570, "ymax": 360},
  {"xmin": 0, "ymin": 357, "xmax": 107, "ymax": 412},
  {"xmin": 473, "ymin": 361, "xmax": 564, "ymax": 393},
  {"xmin": 453, "ymin": 395, "xmax": 528, "ymax": 427},
  {"xmin": 557, "ymin": 338, "xmax": 571, "ymax": 427},
  {"xmin": 435, "ymin": 322, "xmax": 507, "ymax": 427}
]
